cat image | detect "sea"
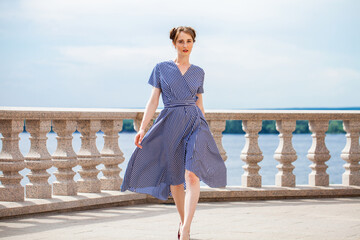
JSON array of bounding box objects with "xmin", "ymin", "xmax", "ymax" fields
[{"xmin": 0, "ymin": 132, "xmax": 348, "ymax": 187}]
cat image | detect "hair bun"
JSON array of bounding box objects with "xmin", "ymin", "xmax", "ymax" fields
[
  {"xmin": 169, "ymin": 27, "xmax": 177, "ymax": 41},
  {"xmin": 169, "ymin": 26, "xmax": 196, "ymax": 44}
]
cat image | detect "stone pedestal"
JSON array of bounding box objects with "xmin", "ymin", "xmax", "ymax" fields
[
  {"xmin": 274, "ymin": 120, "xmax": 297, "ymax": 187},
  {"xmin": 341, "ymin": 120, "xmax": 360, "ymax": 186},
  {"xmin": 52, "ymin": 120, "xmax": 78, "ymax": 196},
  {"xmin": 307, "ymin": 120, "xmax": 330, "ymax": 186},
  {"xmin": 25, "ymin": 120, "xmax": 52, "ymax": 198},
  {"xmin": 240, "ymin": 120, "xmax": 263, "ymax": 187},
  {"xmin": 0, "ymin": 120, "xmax": 26, "ymax": 201},
  {"xmin": 100, "ymin": 120, "xmax": 124, "ymax": 190},
  {"xmin": 208, "ymin": 120, "xmax": 227, "ymax": 161},
  {"xmin": 77, "ymin": 120, "xmax": 101, "ymax": 193}
]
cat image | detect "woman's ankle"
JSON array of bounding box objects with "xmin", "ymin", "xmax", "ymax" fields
[{"xmin": 181, "ymin": 225, "xmax": 190, "ymax": 233}]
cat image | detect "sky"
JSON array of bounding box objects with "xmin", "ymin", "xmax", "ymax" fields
[{"xmin": 0, "ymin": 0, "xmax": 359, "ymax": 110}]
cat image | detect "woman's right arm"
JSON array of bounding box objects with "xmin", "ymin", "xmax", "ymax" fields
[{"xmin": 134, "ymin": 87, "xmax": 161, "ymax": 148}]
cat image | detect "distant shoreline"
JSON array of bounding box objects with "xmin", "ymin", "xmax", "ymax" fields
[
  {"xmin": 247, "ymin": 107, "xmax": 360, "ymax": 110},
  {"xmin": 124, "ymin": 107, "xmax": 360, "ymax": 110},
  {"xmin": 21, "ymin": 119, "xmax": 346, "ymax": 134}
]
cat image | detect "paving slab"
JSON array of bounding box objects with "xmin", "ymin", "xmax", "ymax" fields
[{"xmin": 0, "ymin": 197, "xmax": 359, "ymax": 240}]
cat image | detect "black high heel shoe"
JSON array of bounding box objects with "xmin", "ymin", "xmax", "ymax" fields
[{"xmin": 178, "ymin": 222, "xmax": 182, "ymax": 240}]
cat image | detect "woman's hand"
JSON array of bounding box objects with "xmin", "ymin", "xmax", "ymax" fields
[
  {"xmin": 134, "ymin": 129, "xmax": 146, "ymax": 149},
  {"xmin": 134, "ymin": 87, "xmax": 160, "ymax": 149}
]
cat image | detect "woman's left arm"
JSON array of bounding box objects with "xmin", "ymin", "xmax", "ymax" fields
[{"xmin": 195, "ymin": 93, "xmax": 205, "ymax": 117}]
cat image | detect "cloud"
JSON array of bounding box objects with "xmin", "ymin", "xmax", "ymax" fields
[
  {"xmin": 1, "ymin": 0, "xmax": 359, "ymax": 108},
  {"xmin": 308, "ymin": 68, "xmax": 360, "ymax": 94},
  {"xmin": 12, "ymin": 0, "xmax": 328, "ymax": 39},
  {"xmin": 57, "ymin": 45, "xmax": 172, "ymax": 69},
  {"xmin": 33, "ymin": 35, "xmax": 360, "ymax": 109},
  {"xmin": 191, "ymin": 36, "xmax": 360, "ymax": 108}
]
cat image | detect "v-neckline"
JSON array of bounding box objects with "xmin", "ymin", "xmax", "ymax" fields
[{"xmin": 170, "ymin": 60, "xmax": 192, "ymax": 77}]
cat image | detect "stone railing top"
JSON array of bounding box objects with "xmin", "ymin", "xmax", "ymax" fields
[{"xmin": 0, "ymin": 106, "xmax": 360, "ymax": 120}]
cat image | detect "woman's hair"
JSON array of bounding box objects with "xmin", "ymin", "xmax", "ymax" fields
[{"xmin": 169, "ymin": 26, "xmax": 196, "ymax": 44}]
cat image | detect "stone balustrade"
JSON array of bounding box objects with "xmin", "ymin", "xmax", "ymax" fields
[{"xmin": 0, "ymin": 107, "xmax": 360, "ymax": 218}]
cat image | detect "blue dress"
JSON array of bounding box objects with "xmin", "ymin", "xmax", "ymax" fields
[{"xmin": 120, "ymin": 60, "xmax": 227, "ymax": 200}]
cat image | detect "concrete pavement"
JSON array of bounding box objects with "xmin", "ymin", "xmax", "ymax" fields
[{"xmin": 0, "ymin": 197, "xmax": 359, "ymax": 240}]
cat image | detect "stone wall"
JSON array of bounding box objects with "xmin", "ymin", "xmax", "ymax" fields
[{"xmin": 0, "ymin": 107, "xmax": 359, "ymax": 218}]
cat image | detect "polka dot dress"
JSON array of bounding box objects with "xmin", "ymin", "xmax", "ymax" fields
[{"xmin": 120, "ymin": 60, "xmax": 227, "ymax": 200}]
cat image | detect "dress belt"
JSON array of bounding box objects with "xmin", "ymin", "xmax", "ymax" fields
[{"xmin": 164, "ymin": 99, "xmax": 197, "ymax": 108}]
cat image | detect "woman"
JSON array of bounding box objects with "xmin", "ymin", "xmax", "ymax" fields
[{"xmin": 120, "ymin": 26, "xmax": 227, "ymax": 240}]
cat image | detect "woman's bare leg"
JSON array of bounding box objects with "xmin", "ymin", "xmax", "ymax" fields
[
  {"xmin": 170, "ymin": 184, "xmax": 185, "ymax": 225},
  {"xmin": 181, "ymin": 169, "xmax": 200, "ymax": 240}
]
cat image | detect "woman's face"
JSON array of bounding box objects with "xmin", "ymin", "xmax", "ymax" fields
[{"xmin": 173, "ymin": 31, "xmax": 194, "ymax": 57}]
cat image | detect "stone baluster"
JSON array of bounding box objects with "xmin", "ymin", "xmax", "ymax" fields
[
  {"xmin": 52, "ymin": 120, "xmax": 78, "ymax": 195},
  {"xmin": 240, "ymin": 120, "xmax": 263, "ymax": 187},
  {"xmin": 307, "ymin": 120, "xmax": 331, "ymax": 186},
  {"xmin": 100, "ymin": 120, "xmax": 124, "ymax": 190},
  {"xmin": 24, "ymin": 120, "xmax": 52, "ymax": 198},
  {"xmin": 274, "ymin": 120, "xmax": 297, "ymax": 187},
  {"xmin": 133, "ymin": 113, "xmax": 155, "ymax": 133},
  {"xmin": 208, "ymin": 120, "xmax": 227, "ymax": 161},
  {"xmin": 341, "ymin": 120, "xmax": 360, "ymax": 186},
  {"xmin": 0, "ymin": 120, "xmax": 26, "ymax": 201},
  {"xmin": 77, "ymin": 120, "xmax": 101, "ymax": 193}
]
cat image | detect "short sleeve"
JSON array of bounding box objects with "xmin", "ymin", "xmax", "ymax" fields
[
  {"xmin": 197, "ymin": 70, "xmax": 204, "ymax": 94},
  {"xmin": 148, "ymin": 64, "xmax": 161, "ymax": 89}
]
